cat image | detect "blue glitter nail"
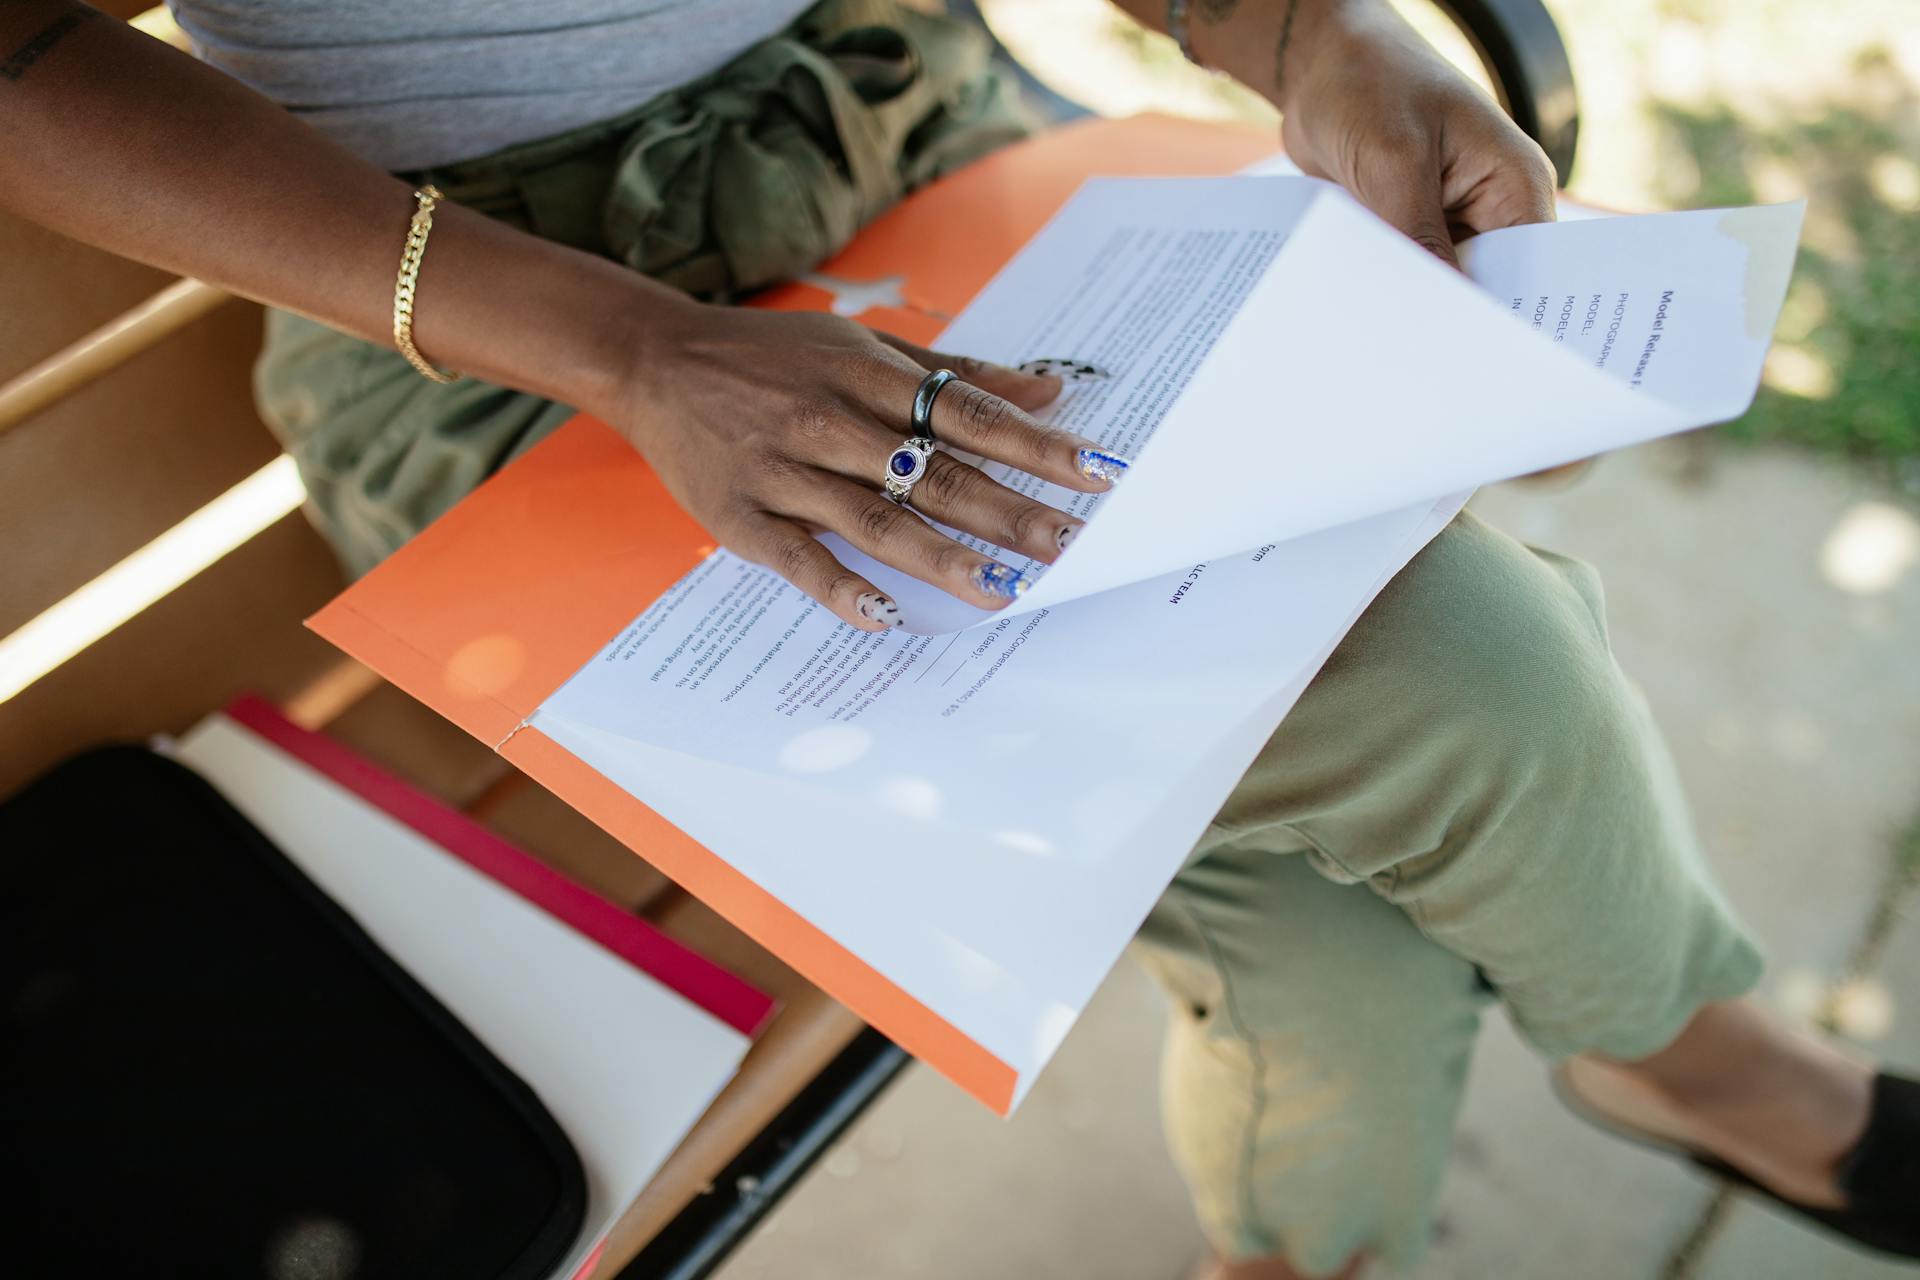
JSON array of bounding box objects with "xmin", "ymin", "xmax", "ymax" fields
[
  {"xmin": 1076, "ymin": 448, "xmax": 1131, "ymax": 483},
  {"xmin": 971, "ymin": 561, "xmax": 1031, "ymax": 600}
]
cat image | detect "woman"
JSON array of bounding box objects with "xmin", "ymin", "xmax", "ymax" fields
[{"xmin": 3, "ymin": 2, "xmax": 1913, "ymax": 1275}]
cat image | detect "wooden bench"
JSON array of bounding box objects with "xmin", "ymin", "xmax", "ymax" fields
[{"xmin": 0, "ymin": 3, "xmax": 1577, "ymax": 1273}]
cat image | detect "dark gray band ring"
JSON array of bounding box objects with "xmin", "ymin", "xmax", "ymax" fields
[{"xmin": 910, "ymin": 368, "xmax": 957, "ymax": 440}]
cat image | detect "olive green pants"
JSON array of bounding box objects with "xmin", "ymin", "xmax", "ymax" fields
[
  {"xmin": 255, "ymin": 3, "xmax": 1763, "ymax": 1273},
  {"xmin": 1135, "ymin": 511, "xmax": 1760, "ymax": 1273}
]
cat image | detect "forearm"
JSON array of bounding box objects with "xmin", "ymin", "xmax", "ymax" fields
[{"xmin": 0, "ymin": 2, "xmax": 668, "ymax": 418}]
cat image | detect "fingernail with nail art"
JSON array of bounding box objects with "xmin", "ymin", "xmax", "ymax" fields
[
  {"xmin": 971, "ymin": 561, "xmax": 1032, "ymax": 601},
  {"xmin": 856, "ymin": 592, "xmax": 902, "ymax": 627},
  {"xmin": 1057, "ymin": 522, "xmax": 1083, "ymax": 552},
  {"xmin": 1075, "ymin": 448, "xmax": 1131, "ymax": 483},
  {"xmin": 1018, "ymin": 358, "xmax": 1110, "ymax": 382}
]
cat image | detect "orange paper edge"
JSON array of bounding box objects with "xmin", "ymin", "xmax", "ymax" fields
[{"xmin": 308, "ymin": 116, "xmax": 1278, "ymax": 1114}]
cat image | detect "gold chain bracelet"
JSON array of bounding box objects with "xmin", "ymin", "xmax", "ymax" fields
[{"xmin": 393, "ymin": 185, "xmax": 458, "ymax": 384}]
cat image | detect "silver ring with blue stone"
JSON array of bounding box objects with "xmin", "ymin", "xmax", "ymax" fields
[
  {"xmin": 910, "ymin": 368, "xmax": 957, "ymax": 440},
  {"xmin": 882, "ymin": 436, "xmax": 937, "ymax": 505}
]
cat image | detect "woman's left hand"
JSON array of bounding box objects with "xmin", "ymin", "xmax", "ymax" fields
[{"xmin": 1180, "ymin": 0, "xmax": 1560, "ymax": 264}]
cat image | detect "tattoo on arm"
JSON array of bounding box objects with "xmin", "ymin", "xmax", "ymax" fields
[
  {"xmin": 1272, "ymin": 0, "xmax": 1302, "ymax": 99},
  {"xmin": 1, "ymin": 6, "xmax": 95, "ymax": 84}
]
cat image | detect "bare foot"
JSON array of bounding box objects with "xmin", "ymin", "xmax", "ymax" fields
[
  {"xmin": 1186, "ymin": 1251, "xmax": 1366, "ymax": 1280},
  {"xmin": 1562, "ymin": 998, "xmax": 1873, "ymax": 1208}
]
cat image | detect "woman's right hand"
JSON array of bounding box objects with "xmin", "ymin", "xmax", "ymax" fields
[{"xmin": 610, "ymin": 297, "xmax": 1125, "ymax": 632}]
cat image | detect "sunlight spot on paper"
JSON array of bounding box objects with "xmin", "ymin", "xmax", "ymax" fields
[
  {"xmin": 939, "ymin": 934, "xmax": 1005, "ymax": 993},
  {"xmin": 992, "ymin": 829, "xmax": 1056, "ymax": 857},
  {"xmin": 445, "ymin": 633, "xmax": 526, "ymax": 699},
  {"xmin": 1820, "ymin": 501, "xmax": 1920, "ymax": 594},
  {"xmin": 777, "ymin": 724, "xmax": 873, "ymax": 773},
  {"xmin": 880, "ymin": 775, "xmax": 944, "ymax": 820},
  {"xmin": 1763, "ymin": 344, "xmax": 1835, "ymax": 399},
  {"xmin": 0, "ymin": 455, "xmax": 304, "ymax": 705}
]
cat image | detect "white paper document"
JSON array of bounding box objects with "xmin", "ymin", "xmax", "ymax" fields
[{"xmin": 530, "ymin": 177, "xmax": 1802, "ymax": 1108}]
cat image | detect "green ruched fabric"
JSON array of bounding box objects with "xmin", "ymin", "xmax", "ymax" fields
[{"xmin": 256, "ymin": 0, "xmax": 1034, "ymax": 578}]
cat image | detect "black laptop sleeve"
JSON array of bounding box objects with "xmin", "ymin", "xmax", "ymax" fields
[{"xmin": 1, "ymin": 745, "xmax": 587, "ymax": 1279}]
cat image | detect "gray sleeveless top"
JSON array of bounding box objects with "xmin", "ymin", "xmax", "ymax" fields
[{"xmin": 166, "ymin": 0, "xmax": 814, "ymax": 171}]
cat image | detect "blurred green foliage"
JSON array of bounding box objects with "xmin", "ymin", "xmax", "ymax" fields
[{"xmin": 1648, "ymin": 47, "xmax": 1920, "ymax": 485}]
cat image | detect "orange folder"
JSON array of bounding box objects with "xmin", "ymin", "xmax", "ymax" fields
[{"xmin": 310, "ymin": 115, "xmax": 1275, "ymax": 1113}]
